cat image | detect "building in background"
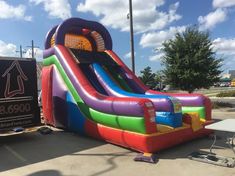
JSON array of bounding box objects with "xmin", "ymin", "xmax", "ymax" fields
[
  {"xmin": 229, "ymin": 70, "xmax": 235, "ymax": 79},
  {"xmin": 221, "ymin": 73, "xmax": 231, "ymax": 79}
]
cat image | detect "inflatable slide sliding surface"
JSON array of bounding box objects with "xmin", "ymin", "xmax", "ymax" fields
[{"xmin": 41, "ymin": 18, "xmax": 213, "ymax": 153}]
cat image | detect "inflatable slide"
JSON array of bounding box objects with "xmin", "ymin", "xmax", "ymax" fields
[{"xmin": 41, "ymin": 17, "xmax": 213, "ymax": 153}]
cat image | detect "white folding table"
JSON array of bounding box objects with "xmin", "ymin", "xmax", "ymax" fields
[
  {"xmin": 188, "ymin": 119, "xmax": 235, "ymax": 167},
  {"xmin": 205, "ymin": 119, "xmax": 235, "ymax": 154}
]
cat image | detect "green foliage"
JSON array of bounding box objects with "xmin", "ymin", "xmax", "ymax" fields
[
  {"xmin": 216, "ymin": 90, "xmax": 235, "ymax": 97},
  {"xmin": 154, "ymin": 70, "xmax": 164, "ymax": 83},
  {"xmin": 139, "ymin": 66, "xmax": 157, "ymax": 89},
  {"xmin": 161, "ymin": 26, "xmax": 222, "ymax": 93}
]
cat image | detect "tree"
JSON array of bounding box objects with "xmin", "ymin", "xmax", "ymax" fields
[
  {"xmin": 139, "ymin": 66, "xmax": 157, "ymax": 89},
  {"xmin": 154, "ymin": 70, "xmax": 163, "ymax": 83},
  {"xmin": 154, "ymin": 70, "xmax": 165, "ymax": 90},
  {"xmin": 161, "ymin": 26, "xmax": 222, "ymax": 93}
]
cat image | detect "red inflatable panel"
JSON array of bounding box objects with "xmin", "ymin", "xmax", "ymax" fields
[
  {"xmin": 84, "ymin": 119, "xmax": 103, "ymax": 140},
  {"xmin": 85, "ymin": 121, "xmax": 212, "ymax": 153},
  {"xmin": 140, "ymin": 101, "xmax": 157, "ymax": 134},
  {"xmin": 41, "ymin": 66, "xmax": 54, "ymax": 125},
  {"xmin": 204, "ymin": 97, "xmax": 212, "ymax": 120},
  {"xmin": 98, "ymin": 125, "xmax": 128, "ymax": 146}
]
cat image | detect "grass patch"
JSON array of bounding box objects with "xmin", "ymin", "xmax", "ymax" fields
[
  {"xmin": 212, "ymin": 101, "xmax": 234, "ymax": 109},
  {"xmin": 216, "ymin": 90, "xmax": 235, "ymax": 97}
]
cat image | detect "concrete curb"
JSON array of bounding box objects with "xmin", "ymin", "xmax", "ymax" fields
[{"xmin": 209, "ymin": 97, "xmax": 235, "ymax": 99}]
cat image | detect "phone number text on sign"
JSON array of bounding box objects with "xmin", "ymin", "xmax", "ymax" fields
[
  {"xmin": 0, "ymin": 96, "xmax": 33, "ymax": 118},
  {"xmin": 0, "ymin": 103, "xmax": 31, "ymax": 115}
]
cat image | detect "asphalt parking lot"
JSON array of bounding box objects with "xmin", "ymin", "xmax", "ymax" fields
[{"xmin": 0, "ymin": 109, "xmax": 235, "ymax": 176}]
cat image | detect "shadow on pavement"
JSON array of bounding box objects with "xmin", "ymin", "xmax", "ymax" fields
[
  {"xmin": 26, "ymin": 170, "xmax": 63, "ymax": 176},
  {"xmin": 0, "ymin": 130, "xmax": 105, "ymax": 172},
  {"xmin": 71, "ymin": 151, "xmax": 132, "ymax": 176},
  {"xmin": 0, "ymin": 121, "xmax": 232, "ymax": 174},
  {"xmin": 158, "ymin": 130, "xmax": 232, "ymax": 160}
]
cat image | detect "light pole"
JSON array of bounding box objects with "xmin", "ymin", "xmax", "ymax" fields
[{"xmin": 128, "ymin": 0, "xmax": 135, "ymax": 74}]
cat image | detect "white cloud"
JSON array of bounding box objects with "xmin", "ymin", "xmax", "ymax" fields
[
  {"xmin": 213, "ymin": 0, "xmax": 235, "ymax": 8},
  {"xmin": 0, "ymin": 40, "xmax": 17, "ymax": 57},
  {"xmin": 0, "ymin": 1, "xmax": 32, "ymax": 21},
  {"xmin": 139, "ymin": 26, "xmax": 186, "ymax": 48},
  {"xmin": 212, "ymin": 37, "xmax": 235, "ymax": 71},
  {"xmin": 30, "ymin": 0, "xmax": 71, "ymax": 20},
  {"xmin": 124, "ymin": 51, "xmax": 136, "ymax": 59},
  {"xmin": 24, "ymin": 48, "xmax": 43, "ymax": 61},
  {"xmin": 198, "ymin": 8, "xmax": 227, "ymax": 30},
  {"xmin": 0, "ymin": 41, "xmax": 43, "ymax": 61},
  {"xmin": 77, "ymin": 0, "xmax": 181, "ymax": 33},
  {"xmin": 149, "ymin": 52, "xmax": 164, "ymax": 61},
  {"xmin": 213, "ymin": 38, "xmax": 235, "ymax": 56}
]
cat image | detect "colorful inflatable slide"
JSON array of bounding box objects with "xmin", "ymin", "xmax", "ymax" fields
[{"xmin": 42, "ymin": 18, "xmax": 213, "ymax": 153}]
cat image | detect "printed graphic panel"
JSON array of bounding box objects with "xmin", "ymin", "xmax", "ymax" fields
[{"xmin": 0, "ymin": 58, "xmax": 40, "ymax": 130}]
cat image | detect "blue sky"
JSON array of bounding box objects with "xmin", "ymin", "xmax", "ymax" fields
[{"xmin": 0, "ymin": 0, "xmax": 235, "ymax": 75}]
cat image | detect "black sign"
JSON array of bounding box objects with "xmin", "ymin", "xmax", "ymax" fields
[{"xmin": 0, "ymin": 57, "xmax": 40, "ymax": 130}]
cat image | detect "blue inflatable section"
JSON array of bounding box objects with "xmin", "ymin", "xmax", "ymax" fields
[
  {"xmin": 92, "ymin": 63, "xmax": 183, "ymax": 127},
  {"xmin": 92, "ymin": 63, "xmax": 172, "ymax": 100},
  {"xmin": 156, "ymin": 112, "xmax": 182, "ymax": 128},
  {"xmin": 80, "ymin": 64, "xmax": 108, "ymax": 95},
  {"xmin": 66, "ymin": 92, "xmax": 86, "ymax": 134}
]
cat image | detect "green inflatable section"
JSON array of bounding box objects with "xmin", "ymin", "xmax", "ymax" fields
[
  {"xmin": 43, "ymin": 55, "xmax": 147, "ymax": 134},
  {"xmin": 182, "ymin": 106, "xmax": 206, "ymax": 119}
]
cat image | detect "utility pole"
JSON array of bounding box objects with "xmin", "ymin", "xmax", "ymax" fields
[
  {"xmin": 31, "ymin": 40, "xmax": 35, "ymax": 58},
  {"xmin": 27, "ymin": 40, "xmax": 39, "ymax": 59},
  {"xmin": 16, "ymin": 45, "xmax": 26, "ymax": 58},
  {"xmin": 128, "ymin": 0, "xmax": 135, "ymax": 74}
]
